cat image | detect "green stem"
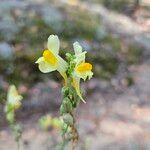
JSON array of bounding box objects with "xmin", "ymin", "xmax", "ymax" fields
[
  {"xmin": 17, "ymin": 140, "xmax": 20, "ymax": 150},
  {"xmin": 60, "ymin": 77, "xmax": 79, "ymax": 150},
  {"xmin": 71, "ymin": 113, "xmax": 78, "ymax": 150}
]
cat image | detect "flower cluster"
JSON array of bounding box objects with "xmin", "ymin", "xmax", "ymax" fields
[
  {"xmin": 36, "ymin": 35, "xmax": 93, "ymax": 149},
  {"xmin": 4, "ymin": 85, "xmax": 23, "ymax": 148},
  {"xmin": 5, "ymin": 85, "xmax": 23, "ymax": 123},
  {"xmin": 36, "ymin": 35, "xmax": 93, "ymax": 102}
]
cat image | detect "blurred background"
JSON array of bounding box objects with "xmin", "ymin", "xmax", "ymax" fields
[{"xmin": 0, "ymin": 0, "xmax": 150, "ymax": 149}]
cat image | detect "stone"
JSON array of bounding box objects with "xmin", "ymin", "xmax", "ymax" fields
[
  {"xmin": 0, "ymin": 42, "xmax": 13, "ymax": 59},
  {"xmin": 40, "ymin": 6, "xmax": 64, "ymax": 32}
]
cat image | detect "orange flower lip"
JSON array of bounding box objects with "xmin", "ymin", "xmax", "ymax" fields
[
  {"xmin": 43, "ymin": 50, "xmax": 57, "ymax": 65},
  {"xmin": 77, "ymin": 63, "xmax": 92, "ymax": 72}
]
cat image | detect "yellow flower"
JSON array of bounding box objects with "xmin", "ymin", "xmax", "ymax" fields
[
  {"xmin": 39, "ymin": 115, "xmax": 62, "ymax": 130},
  {"xmin": 39, "ymin": 115, "xmax": 52, "ymax": 130},
  {"xmin": 7, "ymin": 85, "xmax": 23, "ymax": 110},
  {"xmin": 36, "ymin": 35, "xmax": 67, "ymax": 84},
  {"xmin": 72, "ymin": 42, "xmax": 93, "ymax": 103}
]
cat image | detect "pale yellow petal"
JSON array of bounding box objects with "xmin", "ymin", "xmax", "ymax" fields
[
  {"xmin": 57, "ymin": 56, "xmax": 67, "ymax": 85},
  {"xmin": 47, "ymin": 35, "xmax": 59, "ymax": 55},
  {"xmin": 36, "ymin": 57, "xmax": 57, "ymax": 73},
  {"xmin": 35, "ymin": 57, "xmax": 43, "ymax": 63},
  {"xmin": 77, "ymin": 71, "xmax": 93, "ymax": 81},
  {"xmin": 75, "ymin": 51, "xmax": 87, "ymax": 66},
  {"xmin": 73, "ymin": 42, "xmax": 87, "ymax": 65},
  {"xmin": 73, "ymin": 42, "xmax": 82, "ymax": 55},
  {"xmin": 72, "ymin": 76, "xmax": 86, "ymax": 103},
  {"xmin": 87, "ymin": 71, "xmax": 93, "ymax": 80},
  {"xmin": 7, "ymin": 85, "xmax": 18, "ymax": 101}
]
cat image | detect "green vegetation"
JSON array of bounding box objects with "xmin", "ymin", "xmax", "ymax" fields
[
  {"xmin": 101, "ymin": 0, "xmax": 130, "ymax": 12},
  {"xmin": 61, "ymin": 8, "xmax": 99, "ymax": 40},
  {"xmin": 126, "ymin": 44, "xmax": 142, "ymax": 64},
  {"xmin": 87, "ymin": 50, "xmax": 119, "ymax": 80}
]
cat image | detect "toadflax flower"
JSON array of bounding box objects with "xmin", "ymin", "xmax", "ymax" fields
[
  {"xmin": 35, "ymin": 35, "xmax": 67, "ymax": 84},
  {"xmin": 6, "ymin": 85, "xmax": 23, "ymax": 110},
  {"xmin": 72, "ymin": 42, "xmax": 93, "ymax": 102}
]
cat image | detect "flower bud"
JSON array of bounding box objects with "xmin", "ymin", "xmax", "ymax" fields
[
  {"xmin": 61, "ymin": 87, "xmax": 70, "ymax": 97},
  {"xmin": 63, "ymin": 98, "xmax": 73, "ymax": 112},
  {"xmin": 63, "ymin": 113, "xmax": 73, "ymax": 126},
  {"xmin": 6, "ymin": 112, "xmax": 14, "ymax": 123},
  {"xmin": 60, "ymin": 105, "xmax": 67, "ymax": 115}
]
